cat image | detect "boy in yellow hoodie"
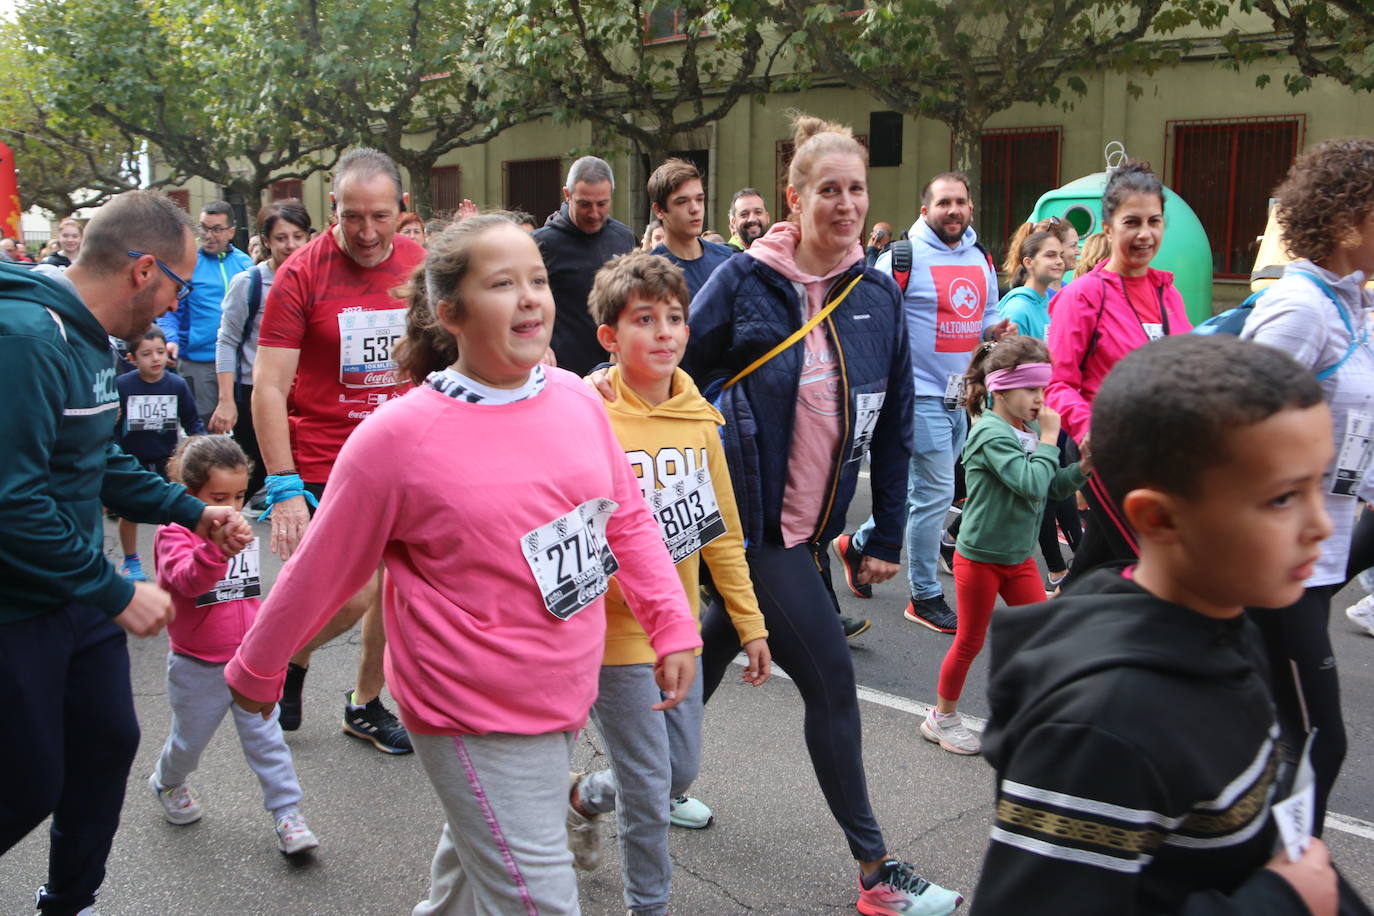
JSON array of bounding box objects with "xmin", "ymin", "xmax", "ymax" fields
[{"xmin": 567, "ymin": 252, "xmax": 771, "ymax": 916}]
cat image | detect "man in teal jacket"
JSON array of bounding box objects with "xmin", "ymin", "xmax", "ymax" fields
[{"xmin": 0, "ymin": 190, "xmax": 252, "ymax": 916}]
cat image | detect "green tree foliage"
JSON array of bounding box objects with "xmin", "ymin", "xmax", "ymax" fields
[
  {"xmin": 275, "ymin": 0, "xmax": 541, "ymax": 218},
  {"xmin": 1222, "ymin": 0, "xmax": 1374, "ymax": 93},
  {"xmin": 493, "ymin": 0, "xmax": 788, "ymax": 163},
  {"xmin": 21, "ymin": 0, "xmax": 342, "ymax": 211},
  {"xmin": 760, "ymin": 0, "xmax": 1213, "ymax": 206}
]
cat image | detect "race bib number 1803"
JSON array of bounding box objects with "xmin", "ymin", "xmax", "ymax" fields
[
  {"xmin": 338, "ymin": 308, "xmax": 407, "ymax": 388},
  {"xmin": 520, "ymin": 499, "xmax": 620, "ymax": 621},
  {"xmin": 647, "ymin": 467, "xmax": 727, "ymax": 563}
]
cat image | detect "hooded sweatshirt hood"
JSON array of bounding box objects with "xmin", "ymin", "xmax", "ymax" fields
[
  {"xmin": 746, "ymin": 220, "xmax": 862, "ymax": 285},
  {"xmin": 606, "ymin": 365, "xmax": 723, "ymax": 425}
]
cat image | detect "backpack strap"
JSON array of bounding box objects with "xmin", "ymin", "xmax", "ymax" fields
[
  {"xmin": 1289, "ymin": 268, "xmax": 1365, "ymax": 381},
  {"xmin": 234, "ymin": 267, "xmax": 264, "ymax": 400},
  {"xmin": 891, "ymin": 240, "xmax": 912, "ymax": 294}
]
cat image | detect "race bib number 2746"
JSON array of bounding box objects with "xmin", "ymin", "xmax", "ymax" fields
[{"xmin": 520, "ymin": 499, "xmax": 620, "ymax": 621}]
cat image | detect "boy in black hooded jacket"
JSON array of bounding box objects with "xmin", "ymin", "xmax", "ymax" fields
[{"xmin": 973, "ymin": 335, "xmax": 1359, "ymax": 915}]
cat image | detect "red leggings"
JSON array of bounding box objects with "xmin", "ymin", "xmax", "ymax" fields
[{"xmin": 939, "ymin": 552, "xmax": 1046, "ymax": 702}]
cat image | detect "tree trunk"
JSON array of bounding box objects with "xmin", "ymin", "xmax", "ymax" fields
[
  {"xmin": 947, "ymin": 117, "xmax": 984, "ymax": 220},
  {"xmin": 400, "ymin": 154, "xmax": 436, "ymax": 220}
]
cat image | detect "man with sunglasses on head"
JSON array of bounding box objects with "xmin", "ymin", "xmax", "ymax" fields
[
  {"xmin": 157, "ymin": 200, "xmax": 253, "ymax": 419},
  {"xmin": 2, "ymin": 190, "xmax": 253, "ymax": 915}
]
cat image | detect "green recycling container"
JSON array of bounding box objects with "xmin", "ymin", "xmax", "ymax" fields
[{"xmin": 1031, "ymin": 172, "xmax": 1213, "ymax": 325}]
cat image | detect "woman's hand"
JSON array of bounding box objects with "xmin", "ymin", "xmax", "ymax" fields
[
  {"xmin": 268, "ymin": 495, "xmax": 310, "ymax": 561},
  {"xmin": 208, "ymin": 399, "xmax": 237, "ymax": 434},
  {"xmin": 583, "ymin": 366, "xmax": 617, "ymax": 403}
]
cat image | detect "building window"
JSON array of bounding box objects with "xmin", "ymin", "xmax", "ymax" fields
[
  {"xmin": 167, "ymin": 190, "xmax": 190, "ymax": 212},
  {"xmin": 271, "ymin": 180, "xmax": 303, "ymax": 201},
  {"xmin": 644, "ymin": 6, "xmax": 689, "ymax": 43},
  {"xmin": 431, "ymin": 166, "xmax": 462, "ymax": 216},
  {"xmin": 1168, "ymin": 115, "xmax": 1304, "ymax": 278},
  {"xmin": 977, "ymin": 127, "xmax": 1061, "ymax": 268},
  {"xmin": 503, "ymin": 158, "xmax": 563, "ymax": 224},
  {"xmin": 774, "ymin": 135, "xmax": 869, "ymax": 224}
]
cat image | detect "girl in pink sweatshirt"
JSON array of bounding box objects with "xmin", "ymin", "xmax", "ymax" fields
[
  {"xmin": 225, "ymin": 214, "xmax": 701, "ymax": 916},
  {"xmin": 150, "ymin": 434, "xmax": 318, "ymax": 855}
]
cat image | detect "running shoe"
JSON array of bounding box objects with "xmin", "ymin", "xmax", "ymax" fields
[
  {"xmin": 937, "ymin": 531, "xmax": 956, "ymax": 576},
  {"xmin": 149, "ymin": 773, "xmax": 202, "ymax": 825},
  {"xmin": 342, "ymin": 691, "xmax": 413, "ymax": 754},
  {"xmin": 857, "ymin": 859, "xmax": 963, "ymax": 916},
  {"xmin": 274, "ymin": 811, "xmax": 320, "ymax": 855},
  {"xmin": 841, "ymin": 616, "xmax": 873, "ymax": 639},
  {"xmin": 119, "ymin": 556, "xmax": 146, "ymax": 583},
  {"xmin": 1347, "ymin": 594, "xmax": 1374, "ymax": 637},
  {"xmin": 565, "ymin": 773, "xmax": 602, "ymax": 870},
  {"xmin": 278, "ymin": 662, "xmax": 307, "ymax": 731},
  {"xmin": 904, "ymin": 595, "xmax": 957, "ymax": 634},
  {"xmin": 832, "ymin": 533, "xmax": 872, "ymax": 599},
  {"xmin": 920, "ymin": 710, "xmax": 981, "ymax": 755},
  {"xmin": 34, "ymin": 885, "xmax": 102, "ymax": 916},
  {"xmin": 669, "ymin": 794, "xmax": 714, "ymax": 828}
]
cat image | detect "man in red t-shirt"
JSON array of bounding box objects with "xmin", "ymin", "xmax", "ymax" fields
[{"xmin": 251, "ymin": 148, "xmax": 425, "ymax": 754}]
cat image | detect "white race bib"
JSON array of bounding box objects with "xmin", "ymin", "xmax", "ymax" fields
[
  {"xmin": 126, "ymin": 394, "xmax": 178, "ymax": 433},
  {"xmin": 520, "ymin": 499, "xmax": 620, "ymax": 621},
  {"xmin": 1141, "ymin": 322, "xmax": 1165, "ymax": 342},
  {"xmin": 849, "ymin": 391, "xmax": 887, "ymax": 462},
  {"xmin": 1273, "ymin": 730, "xmax": 1317, "ymax": 863},
  {"xmin": 338, "ymin": 308, "xmax": 406, "ymax": 388},
  {"xmin": 195, "ymin": 538, "xmax": 261, "ymax": 607},
  {"xmin": 1013, "ymin": 427, "xmax": 1039, "ymax": 455},
  {"xmin": 1331, "ymin": 411, "xmax": 1374, "ymax": 497},
  {"xmin": 647, "ymin": 467, "xmax": 726, "ymax": 564},
  {"xmin": 943, "ymin": 372, "xmax": 965, "ymax": 409}
]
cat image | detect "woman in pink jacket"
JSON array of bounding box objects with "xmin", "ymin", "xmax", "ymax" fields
[
  {"xmin": 227, "ymin": 214, "xmax": 701, "ymax": 915},
  {"xmin": 1046, "ymin": 160, "xmax": 1192, "ymax": 581}
]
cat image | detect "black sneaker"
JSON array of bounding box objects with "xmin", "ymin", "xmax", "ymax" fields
[
  {"xmin": 938, "ymin": 530, "xmax": 957, "ymax": 576},
  {"xmin": 278, "ymin": 662, "xmax": 307, "ymax": 731},
  {"xmin": 831, "ymin": 533, "xmax": 872, "ymax": 599},
  {"xmin": 904, "ymin": 595, "xmax": 958, "ymax": 634},
  {"xmin": 840, "ymin": 615, "xmax": 872, "ymax": 639},
  {"xmin": 342, "ymin": 691, "xmax": 413, "ymax": 755}
]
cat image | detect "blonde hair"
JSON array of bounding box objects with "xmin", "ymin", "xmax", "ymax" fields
[
  {"xmin": 787, "ymin": 112, "xmax": 867, "ymax": 195},
  {"xmin": 1077, "ymin": 232, "xmax": 1111, "ymax": 274}
]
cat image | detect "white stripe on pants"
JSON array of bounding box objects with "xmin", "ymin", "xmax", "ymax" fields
[
  {"xmin": 411, "ymin": 731, "xmax": 580, "ymax": 916},
  {"xmin": 579, "ymin": 659, "xmax": 705, "ymax": 916},
  {"xmin": 154, "ymin": 652, "xmax": 302, "ymax": 815}
]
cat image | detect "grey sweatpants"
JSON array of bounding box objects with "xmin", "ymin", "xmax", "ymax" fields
[
  {"xmin": 177, "ymin": 358, "xmax": 219, "ymax": 422},
  {"xmin": 579, "ymin": 659, "xmax": 705, "ymax": 916},
  {"xmin": 154, "ymin": 652, "xmax": 302, "ymax": 816},
  {"xmin": 411, "ymin": 731, "xmax": 580, "ymax": 916}
]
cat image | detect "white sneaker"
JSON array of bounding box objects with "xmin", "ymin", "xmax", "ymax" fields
[
  {"xmin": 669, "ymin": 794, "xmax": 714, "ymax": 829},
  {"xmin": 565, "ymin": 772, "xmax": 602, "ymax": 871},
  {"xmin": 1347, "ymin": 594, "xmax": 1374, "ymax": 636},
  {"xmin": 275, "ymin": 811, "xmax": 320, "ymax": 855},
  {"xmin": 920, "ymin": 710, "xmax": 981, "ymax": 755},
  {"xmin": 149, "ymin": 773, "xmax": 202, "ymax": 825}
]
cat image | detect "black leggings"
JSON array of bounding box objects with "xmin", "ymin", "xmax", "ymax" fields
[{"xmin": 700, "ymin": 541, "xmax": 886, "ymax": 862}]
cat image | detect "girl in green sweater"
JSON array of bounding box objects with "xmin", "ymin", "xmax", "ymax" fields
[{"xmin": 920, "ymin": 336, "xmax": 1091, "ymax": 756}]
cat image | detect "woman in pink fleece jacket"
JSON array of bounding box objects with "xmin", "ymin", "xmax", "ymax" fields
[
  {"xmin": 1046, "ymin": 159, "xmax": 1191, "ymax": 582},
  {"xmin": 150, "ymin": 434, "xmax": 318, "ymax": 856},
  {"xmin": 227, "ymin": 214, "xmax": 701, "ymax": 916}
]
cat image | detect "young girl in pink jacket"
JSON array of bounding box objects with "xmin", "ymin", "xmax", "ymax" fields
[
  {"xmin": 226, "ymin": 214, "xmax": 701, "ymax": 915},
  {"xmin": 150, "ymin": 434, "xmax": 318, "ymax": 855}
]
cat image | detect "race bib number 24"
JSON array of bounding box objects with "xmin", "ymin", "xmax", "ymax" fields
[{"xmin": 520, "ymin": 499, "xmax": 620, "ymax": 621}]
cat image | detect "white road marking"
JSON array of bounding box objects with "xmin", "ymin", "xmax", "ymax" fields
[{"xmin": 735, "ymin": 657, "xmax": 1374, "ymax": 841}]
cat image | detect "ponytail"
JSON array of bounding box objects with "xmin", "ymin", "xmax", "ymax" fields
[
  {"xmin": 963, "ymin": 335, "xmax": 1053, "ymax": 418},
  {"xmin": 393, "ymin": 267, "xmax": 458, "ymax": 386}
]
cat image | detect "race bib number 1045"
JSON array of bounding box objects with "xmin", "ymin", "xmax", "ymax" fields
[{"xmin": 520, "ymin": 499, "xmax": 620, "ymax": 621}]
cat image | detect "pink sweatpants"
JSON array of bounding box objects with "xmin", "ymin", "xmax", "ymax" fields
[{"xmin": 938, "ymin": 552, "xmax": 1046, "ymax": 702}]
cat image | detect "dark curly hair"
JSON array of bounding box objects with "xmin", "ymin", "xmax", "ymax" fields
[{"xmin": 1275, "ymin": 138, "xmax": 1374, "ymax": 264}]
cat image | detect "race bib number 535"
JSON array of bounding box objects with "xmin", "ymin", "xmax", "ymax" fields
[
  {"xmin": 520, "ymin": 499, "xmax": 620, "ymax": 620},
  {"xmin": 338, "ymin": 308, "xmax": 406, "ymax": 388}
]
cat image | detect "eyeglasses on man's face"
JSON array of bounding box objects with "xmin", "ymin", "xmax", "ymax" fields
[{"xmin": 127, "ymin": 250, "xmax": 194, "ymax": 301}]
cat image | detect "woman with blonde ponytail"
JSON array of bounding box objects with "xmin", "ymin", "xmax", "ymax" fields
[{"xmin": 683, "ymin": 113, "xmax": 962, "ymax": 915}]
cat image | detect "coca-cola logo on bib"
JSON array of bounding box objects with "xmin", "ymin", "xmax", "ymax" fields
[{"xmin": 362, "ymin": 370, "xmax": 396, "ymax": 386}]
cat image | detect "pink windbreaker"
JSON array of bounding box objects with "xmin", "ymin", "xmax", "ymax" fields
[
  {"xmin": 224, "ymin": 369, "xmax": 701, "ymax": 737},
  {"xmin": 1046, "ymin": 261, "xmax": 1191, "ymax": 443}
]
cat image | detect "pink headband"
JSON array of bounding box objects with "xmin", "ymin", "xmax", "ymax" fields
[{"xmin": 986, "ymin": 362, "xmax": 1052, "ymax": 391}]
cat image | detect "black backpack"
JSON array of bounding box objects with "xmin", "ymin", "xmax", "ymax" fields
[{"xmin": 888, "ymin": 238, "xmax": 996, "ymax": 294}]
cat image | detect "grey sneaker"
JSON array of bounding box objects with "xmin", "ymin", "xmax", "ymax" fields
[
  {"xmin": 904, "ymin": 595, "xmax": 957, "ymax": 633},
  {"xmin": 149, "ymin": 772, "xmax": 202, "ymax": 825},
  {"xmin": 1347, "ymin": 594, "xmax": 1374, "ymax": 637},
  {"xmin": 275, "ymin": 811, "xmax": 320, "ymax": 855},
  {"xmin": 566, "ymin": 773, "xmax": 602, "ymax": 870},
  {"xmin": 920, "ymin": 710, "xmax": 981, "ymax": 755}
]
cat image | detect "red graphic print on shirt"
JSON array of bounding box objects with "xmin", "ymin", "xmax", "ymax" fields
[{"xmin": 931, "ymin": 264, "xmax": 987, "ymax": 353}]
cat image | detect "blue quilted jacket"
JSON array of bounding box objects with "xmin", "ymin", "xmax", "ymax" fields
[{"xmin": 684, "ymin": 255, "xmax": 914, "ymax": 562}]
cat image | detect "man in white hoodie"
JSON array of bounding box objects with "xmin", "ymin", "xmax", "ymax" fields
[{"xmin": 835, "ymin": 172, "xmax": 1012, "ymax": 632}]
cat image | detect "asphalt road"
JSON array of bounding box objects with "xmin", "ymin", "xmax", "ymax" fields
[{"xmin": 3, "ymin": 486, "xmax": 1374, "ymax": 914}]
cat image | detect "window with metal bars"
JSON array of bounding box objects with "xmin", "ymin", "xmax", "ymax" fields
[
  {"xmin": 977, "ymin": 128, "xmax": 1061, "ymax": 269},
  {"xmin": 431, "ymin": 166, "xmax": 462, "ymax": 217},
  {"xmin": 271, "ymin": 180, "xmax": 303, "ymax": 202},
  {"xmin": 503, "ymin": 158, "xmax": 563, "ymax": 224},
  {"xmin": 1168, "ymin": 115, "xmax": 1304, "ymax": 278},
  {"xmin": 774, "ymin": 134, "xmax": 869, "ymax": 224}
]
